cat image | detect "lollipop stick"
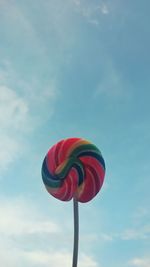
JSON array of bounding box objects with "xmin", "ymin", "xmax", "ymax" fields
[{"xmin": 72, "ymin": 198, "xmax": 79, "ymax": 267}]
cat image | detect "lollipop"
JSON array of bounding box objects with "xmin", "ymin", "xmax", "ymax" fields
[
  {"xmin": 42, "ymin": 137, "xmax": 105, "ymax": 202},
  {"xmin": 41, "ymin": 137, "xmax": 106, "ymax": 267}
]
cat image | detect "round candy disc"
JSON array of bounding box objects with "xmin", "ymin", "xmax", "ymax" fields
[{"xmin": 41, "ymin": 137, "xmax": 105, "ymax": 203}]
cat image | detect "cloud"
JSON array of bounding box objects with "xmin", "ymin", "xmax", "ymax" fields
[
  {"xmin": 0, "ymin": 62, "xmax": 59, "ymax": 172},
  {"xmin": 120, "ymin": 206, "xmax": 150, "ymax": 241},
  {"xmin": 27, "ymin": 251, "xmax": 98, "ymax": 267},
  {"xmin": 73, "ymin": 1, "xmax": 110, "ymax": 25},
  {"xmin": 0, "ymin": 249, "xmax": 98, "ymax": 267},
  {"xmin": 73, "ymin": 0, "xmax": 81, "ymax": 6},
  {"xmin": 95, "ymin": 224, "xmax": 150, "ymax": 243},
  {"xmin": 0, "ymin": 134, "xmax": 21, "ymax": 171},
  {"xmin": 95, "ymin": 60, "xmax": 126, "ymax": 98},
  {"xmin": 0, "ymin": 196, "xmax": 60, "ymax": 267},
  {"xmin": 100, "ymin": 233, "xmax": 114, "ymax": 241},
  {"xmin": 133, "ymin": 206, "xmax": 150, "ymax": 223},
  {"xmin": 0, "ymin": 85, "xmax": 29, "ymax": 131},
  {"xmin": 121, "ymin": 225, "xmax": 150, "ymax": 240},
  {"xmin": 0, "ymin": 85, "xmax": 29, "ymax": 171},
  {"xmin": 0, "ymin": 0, "xmax": 42, "ymax": 50},
  {"xmin": 0, "ymin": 199, "xmax": 60, "ymax": 236},
  {"xmin": 129, "ymin": 257, "xmax": 150, "ymax": 267},
  {"xmin": 0, "ymin": 196, "xmax": 99, "ymax": 267},
  {"xmin": 100, "ymin": 4, "xmax": 109, "ymax": 15}
]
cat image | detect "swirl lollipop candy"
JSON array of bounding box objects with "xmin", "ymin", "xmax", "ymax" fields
[
  {"xmin": 41, "ymin": 137, "xmax": 106, "ymax": 267},
  {"xmin": 42, "ymin": 137, "xmax": 105, "ymax": 202}
]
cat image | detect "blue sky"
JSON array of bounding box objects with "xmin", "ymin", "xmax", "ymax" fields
[{"xmin": 0, "ymin": 0, "xmax": 150, "ymax": 266}]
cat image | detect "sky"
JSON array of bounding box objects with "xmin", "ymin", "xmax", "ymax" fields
[{"xmin": 0, "ymin": 0, "xmax": 150, "ymax": 266}]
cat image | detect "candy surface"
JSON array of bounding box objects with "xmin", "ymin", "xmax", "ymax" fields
[{"xmin": 41, "ymin": 138, "xmax": 105, "ymax": 202}]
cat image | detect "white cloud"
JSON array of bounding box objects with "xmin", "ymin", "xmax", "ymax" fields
[
  {"xmin": 0, "ymin": 85, "xmax": 29, "ymax": 171},
  {"xmin": 0, "ymin": 196, "xmax": 60, "ymax": 236},
  {"xmin": 0, "ymin": 196, "xmax": 61, "ymax": 267},
  {"xmin": 0, "ymin": 196, "xmax": 99, "ymax": 267},
  {"xmin": 100, "ymin": 4, "xmax": 109, "ymax": 15},
  {"xmin": 0, "ymin": 62, "xmax": 59, "ymax": 172},
  {"xmin": 73, "ymin": 0, "xmax": 81, "ymax": 6},
  {"xmin": 100, "ymin": 233, "xmax": 114, "ymax": 241},
  {"xmin": 121, "ymin": 225, "xmax": 150, "ymax": 240},
  {"xmin": 73, "ymin": 1, "xmax": 110, "ymax": 24},
  {"xmin": 0, "ymin": 248, "xmax": 98, "ymax": 267},
  {"xmin": 133, "ymin": 206, "xmax": 150, "ymax": 222},
  {"xmin": 0, "ymin": 85, "xmax": 29, "ymax": 131},
  {"xmin": 96, "ymin": 61, "xmax": 125, "ymax": 98},
  {"xmin": 79, "ymin": 254, "xmax": 99, "ymax": 267},
  {"xmin": 103, "ymin": 224, "xmax": 150, "ymax": 242},
  {"xmin": 27, "ymin": 251, "xmax": 98, "ymax": 267},
  {"xmin": 0, "ymin": 0, "xmax": 41, "ymax": 49},
  {"xmin": 0, "ymin": 134, "xmax": 21, "ymax": 171},
  {"xmin": 129, "ymin": 257, "xmax": 150, "ymax": 267},
  {"xmin": 95, "ymin": 59, "xmax": 132, "ymax": 100}
]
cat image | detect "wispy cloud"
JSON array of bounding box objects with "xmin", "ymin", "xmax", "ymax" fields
[
  {"xmin": 0, "ymin": 196, "xmax": 99, "ymax": 267},
  {"xmin": 133, "ymin": 206, "xmax": 150, "ymax": 223},
  {"xmin": 73, "ymin": 0, "xmax": 110, "ymax": 25},
  {"xmin": 0, "ymin": 85, "xmax": 29, "ymax": 131},
  {"xmin": 0, "ymin": 62, "xmax": 59, "ymax": 172},
  {"xmin": 0, "ymin": 0, "xmax": 43, "ymax": 52},
  {"xmin": 120, "ymin": 205, "xmax": 150, "ymax": 241},
  {"xmin": 105, "ymin": 224, "xmax": 150, "ymax": 241},
  {"xmin": 100, "ymin": 4, "xmax": 109, "ymax": 15},
  {"xmin": 0, "ymin": 249, "xmax": 99, "ymax": 267},
  {"xmin": 0, "ymin": 199, "xmax": 60, "ymax": 237},
  {"xmin": 95, "ymin": 224, "xmax": 150, "ymax": 243},
  {"xmin": 0, "ymin": 134, "xmax": 22, "ymax": 172},
  {"xmin": 100, "ymin": 233, "xmax": 114, "ymax": 241},
  {"xmin": 27, "ymin": 252, "xmax": 99, "ymax": 267},
  {"xmin": 128, "ymin": 257, "xmax": 150, "ymax": 267},
  {"xmin": 95, "ymin": 60, "xmax": 128, "ymax": 99},
  {"xmin": 0, "ymin": 85, "xmax": 29, "ymax": 171},
  {"xmin": 121, "ymin": 225, "xmax": 150, "ymax": 240}
]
